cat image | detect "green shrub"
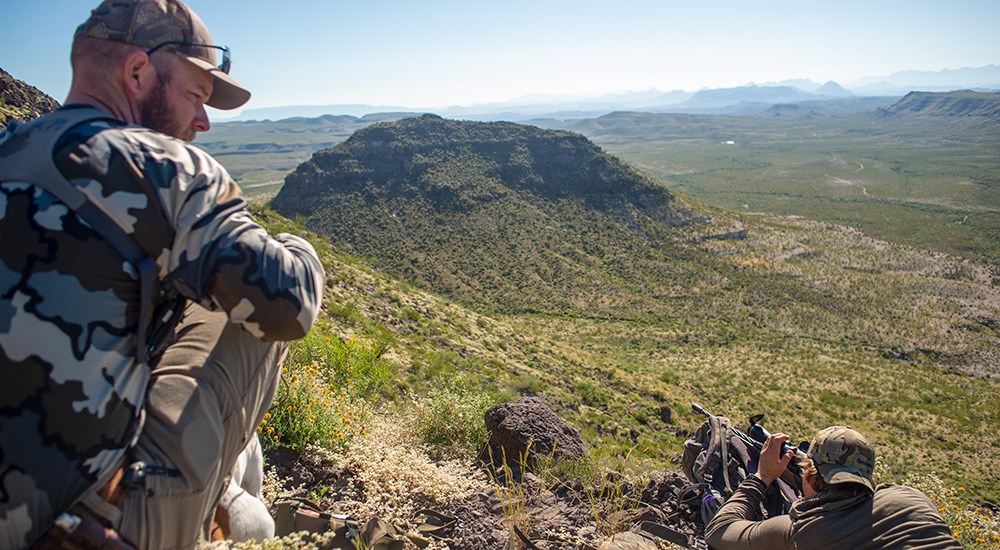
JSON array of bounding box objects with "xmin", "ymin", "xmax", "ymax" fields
[
  {"xmin": 285, "ymin": 323, "xmax": 397, "ymax": 399},
  {"xmin": 261, "ymin": 321, "xmax": 396, "ymax": 452},
  {"xmin": 411, "ymin": 384, "xmax": 494, "ymax": 459},
  {"xmin": 262, "ymin": 359, "xmax": 365, "ymax": 452},
  {"xmin": 574, "ymin": 380, "xmax": 611, "ymax": 406},
  {"xmin": 510, "ymin": 373, "xmax": 545, "ymax": 395}
]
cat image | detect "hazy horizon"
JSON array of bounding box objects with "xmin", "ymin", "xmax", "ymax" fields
[{"xmin": 3, "ymin": 0, "xmax": 998, "ymax": 118}]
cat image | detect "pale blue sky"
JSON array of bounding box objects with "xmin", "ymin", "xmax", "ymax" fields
[{"xmin": 2, "ymin": 0, "xmax": 998, "ymax": 116}]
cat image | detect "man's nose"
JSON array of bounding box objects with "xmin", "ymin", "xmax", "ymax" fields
[{"xmin": 194, "ymin": 104, "xmax": 211, "ymax": 133}]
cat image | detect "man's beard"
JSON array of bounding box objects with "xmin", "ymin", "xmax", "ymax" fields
[{"xmin": 139, "ymin": 79, "xmax": 194, "ymax": 141}]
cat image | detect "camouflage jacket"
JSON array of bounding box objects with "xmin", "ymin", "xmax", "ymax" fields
[{"xmin": 0, "ymin": 106, "xmax": 324, "ymax": 547}]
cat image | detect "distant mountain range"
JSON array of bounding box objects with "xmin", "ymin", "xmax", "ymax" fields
[
  {"xmin": 222, "ymin": 65, "xmax": 1000, "ymax": 123},
  {"xmin": 851, "ymin": 65, "xmax": 1000, "ymax": 95}
]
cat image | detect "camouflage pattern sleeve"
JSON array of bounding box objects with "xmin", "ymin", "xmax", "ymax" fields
[{"xmin": 131, "ymin": 128, "xmax": 324, "ymax": 341}]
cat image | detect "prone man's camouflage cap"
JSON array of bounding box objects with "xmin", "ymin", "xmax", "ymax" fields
[
  {"xmin": 75, "ymin": 0, "xmax": 250, "ymax": 110},
  {"xmin": 807, "ymin": 426, "xmax": 876, "ymax": 492}
]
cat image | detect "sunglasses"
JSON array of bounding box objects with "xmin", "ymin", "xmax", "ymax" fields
[{"xmin": 146, "ymin": 41, "xmax": 231, "ymax": 74}]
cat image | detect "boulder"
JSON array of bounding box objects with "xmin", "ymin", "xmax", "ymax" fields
[
  {"xmin": 483, "ymin": 397, "xmax": 586, "ymax": 471},
  {"xmin": 659, "ymin": 405, "xmax": 672, "ymax": 424}
]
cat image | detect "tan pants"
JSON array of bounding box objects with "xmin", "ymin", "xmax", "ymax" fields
[{"xmin": 99, "ymin": 303, "xmax": 286, "ymax": 549}]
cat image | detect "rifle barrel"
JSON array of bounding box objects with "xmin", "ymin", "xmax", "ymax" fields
[{"xmin": 692, "ymin": 403, "xmax": 711, "ymax": 417}]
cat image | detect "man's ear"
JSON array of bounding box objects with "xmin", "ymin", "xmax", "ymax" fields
[{"xmin": 122, "ymin": 50, "xmax": 155, "ymax": 99}]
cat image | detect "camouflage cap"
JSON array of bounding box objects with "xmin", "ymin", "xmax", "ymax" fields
[
  {"xmin": 75, "ymin": 0, "xmax": 250, "ymax": 109},
  {"xmin": 807, "ymin": 426, "xmax": 876, "ymax": 492}
]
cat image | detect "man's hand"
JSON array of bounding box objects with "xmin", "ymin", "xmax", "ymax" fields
[{"xmin": 757, "ymin": 433, "xmax": 794, "ymax": 485}]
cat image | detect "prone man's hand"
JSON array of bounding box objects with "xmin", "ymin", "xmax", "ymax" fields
[{"xmin": 757, "ymin": 433, "xmax": 794, "ymax": 485}]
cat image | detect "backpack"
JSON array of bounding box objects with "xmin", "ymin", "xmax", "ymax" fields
[
  {"xmin": 680, "ymin": 413, "xmax": 799, "ymax": 524},
  {"xmin": 0, "ymin": 108, "xmax": 185, "ymax": 367}
]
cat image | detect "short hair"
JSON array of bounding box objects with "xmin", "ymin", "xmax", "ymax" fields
[
  {"xmin": 70, "ymin": 35, "xmax": 175, "ymax": 85},
  {"xmin": 71, "ymin": 35, "xmax": 139, "ymax": 75}
]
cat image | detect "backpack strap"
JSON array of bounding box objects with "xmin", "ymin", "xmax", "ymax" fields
[
  {"xmin": 635, "ymin": 520, "xmax": 699, "ymax": 549},
  {"xmin": 412, "ymin": 508, "xmax": 455, "ymax": 540},
  {"xmin": 0, "ymin": 109, "xmax": 159, "ymax": 367},
  {"xmin": 700, "ymin": 415, "xmax": 733, "ymax": 497},
  {"xmin": 717, "ymin": 417, "xmax": 733, "ymax": 496}
]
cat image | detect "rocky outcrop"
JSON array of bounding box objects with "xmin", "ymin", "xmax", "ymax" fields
[
  {"xmin": 482, "ymin": 397, "xmax": 587, "ymax": 472},
  {"xmin": 1, "ymin": 67, "xmax": 60, "ymax": 126}
]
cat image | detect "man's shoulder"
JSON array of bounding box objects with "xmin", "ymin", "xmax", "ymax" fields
[
  {"xmin": 83, "ymin": 121, "xmax": 219, "ymax": 165},
  {"xmin": 874, "ymin": 483, "xmax": 926, "ymax": 497},
  {"xmin": 873, "ymin": 483, "xmax": 939, "ymax": 513},
  {"xmin": 61, "ymin": 118, "xmax": 231, "ymax": 189}
]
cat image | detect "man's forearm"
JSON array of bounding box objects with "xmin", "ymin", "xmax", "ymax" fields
[{"xmin": 705, "ymin": 475, "xmax": 791, "ymax": 549}]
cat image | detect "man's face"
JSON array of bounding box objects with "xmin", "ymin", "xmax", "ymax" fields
[{"xmin": 139, "ymin": 53, "xmax": 213, "ymax": 141}]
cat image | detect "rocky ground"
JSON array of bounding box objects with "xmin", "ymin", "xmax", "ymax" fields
[
  {"xmin": 263, "ymin": 444, "xmax": 701, "ymax": 549},
  {"xmin": 244, "ymin": 399, "xmax": 706, "ymax": 550}
]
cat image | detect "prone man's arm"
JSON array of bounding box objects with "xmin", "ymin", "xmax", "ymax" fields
[{"xmin": 705, "ymin": 475, "xmax": 793, "ymax": 549}]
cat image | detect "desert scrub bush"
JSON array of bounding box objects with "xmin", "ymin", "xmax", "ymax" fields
[
  {"xmin": 261, "ymin": 360, "xmax": 366, "ymax": 452},
  {"xmin": 261, "ymin": 321, "xmax": 396, "ymax": 452},
  {"xmin": 903, "ymin": 472, "xmax": 1000, "ymax": 549},
  {"xmin": 410, "ymin": 383, "xmax": 494, "ymax": 460},
  {"xmin": 285, "ymin": 321, "xmax": 397, "ymax": 399},
  {"xmin": 315, "ymin": 414, "xmax": 491, "ymax": 528}
]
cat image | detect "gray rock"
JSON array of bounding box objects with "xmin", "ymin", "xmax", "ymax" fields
[
  {"xmin": 659, "ymin": 405, "xmax": 672, "ymax": 424},
  {"xmin": 483, "ymin": 397, "xmax": 587, "ymax": 472}
]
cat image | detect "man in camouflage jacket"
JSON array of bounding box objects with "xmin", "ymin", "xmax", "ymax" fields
[
  {"xmin": 705, "ymin": 426, "xmax": 961, "ymax": 549},
  {"xmin": 0, "ymin": 1, "xmax": 324, "ymax": 547}
]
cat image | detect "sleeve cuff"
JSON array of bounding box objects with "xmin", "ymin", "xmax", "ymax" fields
[{"xmin": 741, "ymin": 474, "xmax": 770, "ymax": 498}]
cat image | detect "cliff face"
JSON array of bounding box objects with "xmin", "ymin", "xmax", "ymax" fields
[{"xmin": 1, "ymin": 67, "xmax": 60, "ymax": 126}]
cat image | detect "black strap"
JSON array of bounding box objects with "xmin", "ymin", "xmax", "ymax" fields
[
  {"xmin": 637, "ymin": 521, "xmax": 694, "ymax": 547},
  {"xmin": 512, "ymin": 525, "xmax": 541, "ymax": 550},
  {"xmin": 412, "ymin": 508, "xmax": 456, "ymax": 536},
  {"xmin": 0, "ymin": 109, "xmax": 158, "ymax": 366}
]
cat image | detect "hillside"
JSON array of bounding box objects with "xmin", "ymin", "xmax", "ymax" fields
[
  {"xmin": 255, "ymin": 198, "xmax": 1000, "ymax": 503},
  {"xmin": 0, "ymin": 67, "xmax": 59, "ymax": 126},
  {"xmin": 268, "ymin": 115, "xmax": 1000, "ymax": 504},
  {"xmin": 876, "ymin": 90, "xmax": 1000, "ymax": 121},
  {"xmin": 241, "ymin": 205, "xmax": 999, "ymax": 547},
  {"xmin": 273, "ymin": 115, "xmax": 721, "ymax": 316}
]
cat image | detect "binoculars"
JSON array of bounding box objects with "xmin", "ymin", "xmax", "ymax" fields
[{"xmin": 748, "ymin": 414, "xmax": 807, "ymax": 472}]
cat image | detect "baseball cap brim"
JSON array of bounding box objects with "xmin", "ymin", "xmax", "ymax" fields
[
  {"xmin": 816, "ymin": 463, "xmax": 875, "ymax": 493},
  {"xmin": 184, "ymin": 55, "xmax": 250, "ymax": 110}
]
